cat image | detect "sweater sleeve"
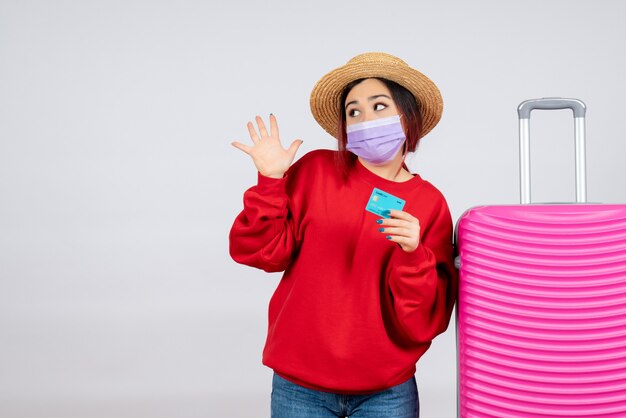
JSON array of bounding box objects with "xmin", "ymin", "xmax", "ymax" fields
[
  {"xmin": 385, "ymin": 198, "xmax": 459, "ymax": 344},
  {"xmin": 229, "ymin": 172, "xmax": 298, "ymax": 273}
]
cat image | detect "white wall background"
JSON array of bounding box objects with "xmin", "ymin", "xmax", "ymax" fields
[{"xmin": 1, "ymin": 0, "xmax": 625, "ymax": 417}]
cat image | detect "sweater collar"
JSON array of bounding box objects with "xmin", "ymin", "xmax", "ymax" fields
[{"xmin": 353, "ymin": 157, "xmax": 423, "ymax": 192}]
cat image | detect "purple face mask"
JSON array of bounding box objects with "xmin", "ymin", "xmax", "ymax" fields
[{"xmin": 346, "ymin": 115, "xmax": 406, "ymax": 165}]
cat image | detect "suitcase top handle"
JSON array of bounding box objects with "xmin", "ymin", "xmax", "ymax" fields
[
  {"xmin": 518, "ymin": 98, "xmax": 586, "ymax": 119},
  {"xmin": 516, "ymin": 98, "xmax": 587, "ymax": 204}
]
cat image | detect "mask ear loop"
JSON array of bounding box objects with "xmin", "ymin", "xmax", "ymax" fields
[
  {"xmin": 394, "ymin": 115, "xmax": 409, "ymax": 180},
  {"xmin": 393, "ymin": 140, "xmax": 408, "ymax": 180}
]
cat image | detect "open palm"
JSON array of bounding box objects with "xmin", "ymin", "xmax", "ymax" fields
[{"xmin": 232, "ymin": 114, "xmax": 303, "ymax": 179}]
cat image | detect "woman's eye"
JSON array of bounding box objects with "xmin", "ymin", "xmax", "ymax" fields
[
  {"xmin": 348, "ymin": 109, "xmax": 361, "ymax": 117},
  {"xmin": 374, "ymin": 103, "xmax": 387, "ymax": 111}
]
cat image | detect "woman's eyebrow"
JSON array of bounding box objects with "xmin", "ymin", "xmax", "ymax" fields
[
  {"xmin": 345, "ymin": 94, "xmax": 392, "ymax": 110},
  {"xmin": 368, "ymin": 94, "xmax": 392, "ymax": 101}
]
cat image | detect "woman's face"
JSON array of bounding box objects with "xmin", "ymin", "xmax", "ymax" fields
[{"xmin": 344, "ymin": 78, "xmax": 400, "ymax": 126}]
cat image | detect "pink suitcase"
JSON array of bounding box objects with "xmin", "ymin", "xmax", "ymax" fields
[{"xmin": 455, "ymin": 98, "xmax": 626, "ymax": 417}]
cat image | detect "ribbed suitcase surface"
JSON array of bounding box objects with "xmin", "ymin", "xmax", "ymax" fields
[{"xmin": 457, "ymin": 204, "xmax": 626, "ymax": 417}]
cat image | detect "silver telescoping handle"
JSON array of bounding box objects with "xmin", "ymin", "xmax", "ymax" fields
[{"xmin": 517, "ymin": 98, "xmax": 588, "ymax": 204}]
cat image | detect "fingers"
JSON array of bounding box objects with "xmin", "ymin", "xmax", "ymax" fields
[
  {"xmin": 379, "ymin": 226, "xmax": 412, "ymax": 236},
  {"xmin": 231, "ymin": 141, "xmax": 252, "ymax": 155},
  {"xmin": 247, "ymin": 115, "xmax": 275, "ymax": 144},
  {"xmin": 269, "ymin": 114, "xmax": 279, "ymax": 138},
  {"xmin": 256, "ymin": 115, "xmax": 269, "ymax": 138},
  {"xmin": 385, "ymin": 234, "xmax": 418, "ymax": 251},
  {"xmin": 379, "ymin": 226, "xmax": 419, "ymax": 241},
  {"xmin": 377, "ymin": 215, "xmax": 420, "ymax": 229},
  {"xmin": 377, "ymin": 210, "xmax": 420, "ymax": 252},
  {"xmin": 287, "ymin": 139, "xmax": 304, "ymax": 156},
  {"xmin": 241, "ymin": 114, "xmax": 286, "ymax": 155},
  {"xmin": 386, "ymin": 209, "xmax": 418, "ymax": 222},
  {"xmin": 247, "ymin": 121, "xmax": 260, "ymax": 144}
]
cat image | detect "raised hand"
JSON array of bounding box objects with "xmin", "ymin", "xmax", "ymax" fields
[{"xmin": 232, "ymin": 114, "xmax": 303, "ymax": 179}]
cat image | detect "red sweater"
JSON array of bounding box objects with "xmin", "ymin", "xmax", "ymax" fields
[{"xmin": 229, "ymin": 149, "xmax": 458, "ymax": 394}]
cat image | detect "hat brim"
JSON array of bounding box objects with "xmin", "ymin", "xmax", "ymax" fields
[{"xmin": 310, "ymin": 52, "xmax": 443, "ymax": 140}]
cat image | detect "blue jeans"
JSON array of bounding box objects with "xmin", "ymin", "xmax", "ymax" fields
[{"xmin": 271, "ymin": 373, "xmax": 419, "ymax": 418}]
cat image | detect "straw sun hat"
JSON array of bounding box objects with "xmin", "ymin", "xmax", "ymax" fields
[{"xmin": 310, "ymin": 52, "xmax": 443, "ymax": 140}]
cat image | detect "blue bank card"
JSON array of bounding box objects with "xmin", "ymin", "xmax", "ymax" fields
[{"xmin": 365, "ymin": 188, "xmax": 405, "ymax": 218}]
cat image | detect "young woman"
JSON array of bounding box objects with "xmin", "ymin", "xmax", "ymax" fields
[{"xmin": 229, "ymin": 52, "xmax": 458, "ymax": 418}]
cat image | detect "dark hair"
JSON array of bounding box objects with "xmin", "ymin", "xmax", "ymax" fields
[{"xmin": 335, "ymin": 77, "xmax": 423, "ymax": 177}]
